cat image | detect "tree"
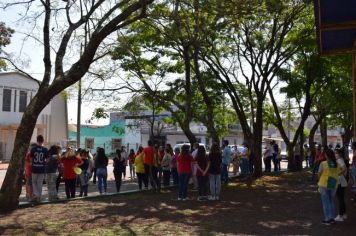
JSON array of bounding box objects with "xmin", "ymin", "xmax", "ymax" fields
[
  {"xmin": 266, "ymin": 4, "xmax": 330, "ymax": 170},
  {"xmin": 0, "ymin": 0, "xmax": 154, "ymax": 212},
  {"xmin": 202, "ymin": 0, "xmax": 309, "ymax": 176},
  {"xmin": 111, "ymin": 0, "xmax": 203, "ymax": 145},
  {"xmin": 0, "ymin": 21, "xmax": 14, "ymax": 70}
]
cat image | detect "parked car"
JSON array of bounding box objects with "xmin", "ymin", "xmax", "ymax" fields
[
  {"xmin": 228, "ymin": 145, "xmax": 245, "ymax": 154},
  {"xmin": 280, "ymin": 151, "xmax": 287, "ymax": 160},
  {"xmin": 173, "ymin": 143, "xmax": 206, "ymax": 152}
]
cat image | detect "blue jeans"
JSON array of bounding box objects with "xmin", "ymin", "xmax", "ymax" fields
[
  {"xmin": 319, "ymin": 187, "xmax": 336, "ymax": 220},
  {"xmin": 178, "ymin": 173, "xmax": 190, "ymax": 199},
  {"xmin": 171, "ymin": 168, "xmax": 179, "ymax": 185},
  {"xmin": 312, "ymin": 161, "xmax": 320, "ymax": 181},
  {"xmin": 352, "ymin": 165, "xmax": 356, "ymax": 188},
  {"xmin": 96, "ymin": 167, "xmax": 107, "ymax": 193},
  {"xmin": 221, "ymin": 164, "xmax": 229, "ymax": 182},
  {"xmin": 209, "ymin": 174, "xmax": 221, "ymax": 197}
]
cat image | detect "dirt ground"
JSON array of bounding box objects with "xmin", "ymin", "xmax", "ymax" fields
[{"xmin": 0, "ymin": 171, "xmax": 355, "ymax": 236}]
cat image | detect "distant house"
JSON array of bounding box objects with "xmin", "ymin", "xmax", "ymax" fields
[
  {"xmin": 68, "ymin": 120, "xmax": 125, "ymax": 155},
  {"xmin": 0, "ymin": 72, "xmax": 68, "ymax": 161}
]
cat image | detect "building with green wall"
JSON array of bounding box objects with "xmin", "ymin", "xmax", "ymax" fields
[{"xmin": 68, "ymin": 120, "xmax": 125, "ymax": 155}]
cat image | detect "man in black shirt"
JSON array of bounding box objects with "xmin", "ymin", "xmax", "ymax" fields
[{"xmin": 30, "ymin": 135, "xmax": 49, "ymax": 202}]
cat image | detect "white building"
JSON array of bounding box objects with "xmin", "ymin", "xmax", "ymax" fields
[
  {"xmin": 0, "ymin": 72, "xmax": 68, "ymax": 161},
  {"xmin": 111, "ymin": 111, "xmax": 245, "ymax": 151}
]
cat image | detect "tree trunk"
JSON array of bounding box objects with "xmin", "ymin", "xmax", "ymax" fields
[
  {"xmin": 308, "ymin": 116, "xmax": 322, "ymax": 165},
  {"xmin": 193, "ymin": 46, "xmax": 219, "ymax": 145},
  {"xmin": 342, "ymin": 125, "xmax": 353, "ymax": 146},
  {"xmin": 287, "ymin": 145, "xmax": 296, "ymax": 171},
  {"xmin": 252, "ymin": 99, "xmax": 263, "ymax": 177},
  {"xmin": 297, "ymin": 134, "xmax": 304, "ymax": 171},
  {"xmin": 180, "ymin": 123, "xmax": 197, "ymax": 146},
  {"xmin": 0, "ymin": 92, "xmax": 51, "ymax": 212},
  {"xmin": 320, "ymin": 119, "xmax": 328, "ymax": 147}
]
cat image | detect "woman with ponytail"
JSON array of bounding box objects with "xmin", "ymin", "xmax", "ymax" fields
[{"xmin": 318, "ymin": 149, "xmax": 341, "ymax": 225}]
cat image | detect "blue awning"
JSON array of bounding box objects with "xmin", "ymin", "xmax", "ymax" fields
[{"xmin": 314, "ymin": 0, "xmax": 356, "ymax": 55}]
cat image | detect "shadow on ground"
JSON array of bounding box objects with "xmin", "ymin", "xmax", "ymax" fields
[{"xmin": 0, "ymin": 170, "xmax": 355, "ymax": 235}]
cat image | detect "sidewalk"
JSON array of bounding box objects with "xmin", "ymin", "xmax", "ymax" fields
[
  {"xmin": 0, "ymin": 162, "xmax": 8, "ymax": 170},
  {"xmin": 2, "ymin": 160, "xmax": 293, "ymax": 204}
]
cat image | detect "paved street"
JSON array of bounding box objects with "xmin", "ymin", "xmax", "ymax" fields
[{"xmin": 0, "ymin": 160, "xmax": 295, "ymax": 204}]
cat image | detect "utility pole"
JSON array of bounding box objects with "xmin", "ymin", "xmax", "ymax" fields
[
  {"xmin": 76, "ymin": 79, "xmax": 82, "ymax": 149},
  {"xmin": 76, "ymin": 44, "xmax": 83, "ymax": 149}
]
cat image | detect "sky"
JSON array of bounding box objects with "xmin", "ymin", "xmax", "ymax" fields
[
  {"xmin": 1, "ymin": 1, "xmax": 289, "ymax": 128},
  {"xmin": 0, "ymin": 2, "xmax": 111, "ymax": 125}
]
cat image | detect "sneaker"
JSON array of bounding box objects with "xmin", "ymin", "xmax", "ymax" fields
[
  {"xmin": 197, "ymin": 197, "xmax": 205, "ymax": 201},
  {"xmin": 208, "ymin": 196, "xmax": 215, "ymax": 200},
  {"xmin": 342, "ymin": 214, "xmax": 347, "ymax": 220},
  {"xmin": 215, "ymin": 196, "xmax": 220, "ymax": 200},
  {"xmin": 182, "ymin": 197, "xmax": 190, "ymax": 201},
  {"xmin": 321, "ymin": 220, "xmax": 330, "ymax": 226},
  {"xmin": 328, "ymin": 219, "xmax": 336, "ymax": 224},
  {"xmin": 334, "ymin": 215, "xmax": 344, "ymax": 222},
  {"xmin": 177, "ymin": 197, "xmax": 183, "ymax": 201}
]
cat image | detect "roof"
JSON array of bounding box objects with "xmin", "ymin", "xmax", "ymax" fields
[
  {"xmin": 0, "ymin": 71, "xmax": 40, "ymax": 84},
  {"xmin": 314, "ymin": 0, "xmax": 356, "ymax": 55}
]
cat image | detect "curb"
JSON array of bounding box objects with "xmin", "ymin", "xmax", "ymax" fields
[{"xmin": 18, "ymin": 184, "xmax": 178, "ymax": 209}]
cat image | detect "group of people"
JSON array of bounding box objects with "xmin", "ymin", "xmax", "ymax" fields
[
  {"xmin": 262, "ymin": 140, "xmax": 281, "ymax": 172},
  {"xmin": 124, "ymin": 140, "xmax": 230, "ymax": 201},
  {"xmin": 24, "ymin": 135, "xmax": 111, "ymax": 202},
  {"xmin": 24, "ymin": 136, "xmax": 240, "ymax": 202},
  {"xmin": 316, "ymin": 142, "xmax": 356, "ymax": 225}
]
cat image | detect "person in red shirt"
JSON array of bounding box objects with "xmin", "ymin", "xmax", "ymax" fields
[
  {"xmin": 143, "ymin": 140, "xmax": 158, "ymax": 190},
  {"xmin": 312, "ymin": 145, "xmax": 327, "ymax": 181},
  {"xmin": 128, "ymin": 149, "xmax": 136, "ymax": 179},
  {"xmin": 24, "ymin": 143, "xmax": 36, "ymax": 201},
  {"xmin": 177, "ymin": 144, "xmax": 194, "ymax": 200},
  {"xmin": 60, "ymin": 149, "xmax": 83, "ymax": 199}
]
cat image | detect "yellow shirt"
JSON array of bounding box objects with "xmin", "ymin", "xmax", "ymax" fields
[
  {"xmin": 134, "ymin": 153, "xmax": 145, "ymax": 173},
  {"xmin": 318, "ymin": 160, "xmax": 340, "ymax": 189}
]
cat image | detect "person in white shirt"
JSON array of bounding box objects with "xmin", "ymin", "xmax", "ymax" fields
[
  {"xmin": 120, "ymin": 146, "xmax": 128, "ymax": 179},
  {"xmin": 191, "ymin": 143, "xmax": 200, "ymax": 190},
  {"xmin": 334, "ymin": 148, "xmax": 348, "ymax": 222}
]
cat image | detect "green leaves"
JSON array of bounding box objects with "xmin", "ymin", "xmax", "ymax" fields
[{"xmin": 0, "ymin": 21, "xmax": 14, "ymax": 70}]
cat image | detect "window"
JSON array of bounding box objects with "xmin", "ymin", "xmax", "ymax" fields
[
  {"xmin": 19, "ymin": 91, "xmax": 27, "ymax": 112},
  {"xmin": 85, "ymin": 138, "xmax": 94, "ymax": 149},
  {"xmin": 2, "ymin": 89, "xmax": 11, "ymax": 112},
  {"xmin": 14, "ymin": 90, "xmax": 17, "ymax": 112},
  {"xmin": 112, "ymin": 138, "xmax": 122, "ymax": 150}
]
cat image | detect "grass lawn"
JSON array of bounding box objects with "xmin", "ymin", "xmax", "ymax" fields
[{"xmin": 0, "ymin": 170, "xmax": 355, "ymax": 235}]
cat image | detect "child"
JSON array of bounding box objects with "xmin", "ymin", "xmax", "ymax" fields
[
  {"xmin": 60, "ymin": 149, "xmax": 83, "ymax": 199},
  {"xmin": 161, "ymin": 148, "xmax": 172, "ymax": 186},
  {"xmin": 78, "ymin": 149, "xmax": 91, "ymax": 197}
]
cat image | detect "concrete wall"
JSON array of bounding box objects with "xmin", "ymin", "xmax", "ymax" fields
[
  {"xmin": 0, "ymin": 72, "xmax": 38, "ymax": 125},
  {"xmin": 68, "ymin": 120, "xmax": 125, "ymax": 155}
]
